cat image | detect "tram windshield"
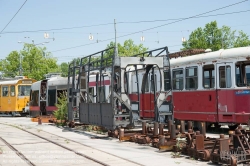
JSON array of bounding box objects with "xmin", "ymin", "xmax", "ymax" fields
[
  {"xmin": 236, "ymin": 61, "xmax": 250, "ymax": 87},
  {"xmin": 18, "ymin": 85, "xmax": 31, "ymax": 96}
]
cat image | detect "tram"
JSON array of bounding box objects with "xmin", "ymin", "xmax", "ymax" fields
[
  {"xmin": 170, "ymin": 46, "xmax": 250, "ymax": 129},
  {"xmin": 0, "ymin": 76, "xmax": 36, "ymax": 116},
  {"xmin": 29, "ymin": 73, "xmax": 70, "ymax": 117}
]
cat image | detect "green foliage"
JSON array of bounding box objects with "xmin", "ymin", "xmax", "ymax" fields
[
  {"xmin": 59, "ymin": 39, "xmax": 148, "ymax": 75},
  {"xmin": 171, "ymin": 134, "xmax": 186, "ymax": 158},
  {"xmin": 182, "ymin": 21, "xmax": 250, "ymax": 51},
  {"xmin": 105, "ymin": 39, "xmax": 148, "ymax": 57},
  {"xmin": 59, "ymin": 62, "xmax": 69, "ymax": 77},
  {"xmin": 53, "ymin": 91, "xmax": 68, "ymax": 125},
  {"xmin": 1, "ymin": 43, "xmax": 59, "ymax": 80}
]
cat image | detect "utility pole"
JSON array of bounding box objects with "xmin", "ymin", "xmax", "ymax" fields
[{"xmin": 114, "ymin": 19, "xmax": 118, "ymax": 56}]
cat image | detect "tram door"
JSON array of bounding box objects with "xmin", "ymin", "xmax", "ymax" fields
[
  {"xmin": 216, "ymin": 63, "xmax": 235, "ymax": 122},
  {"xmin": 141, "ymin": 71, "xmax": 156, "ymax": 119}
]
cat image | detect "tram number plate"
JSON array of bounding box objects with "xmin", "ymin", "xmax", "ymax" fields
[{"xmin": 22, "ymin": 81, "xmax": 32, "ymax": 84}]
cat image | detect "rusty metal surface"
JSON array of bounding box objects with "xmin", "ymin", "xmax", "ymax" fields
[
  {"xmin": 153, "ymin": 122, "xmax": 159, "ymax": 136},
  {"xmin": 159, "ymin": 123, "xmax": 164, "ymax": 135},
  {"xmin": 142, "ymin": 121, "xmax": 146, "ymax": 135},
  {"xmin": 196, "ymin": 135, "xmax": 204, "ymax": 151},
  {"xmin": 201, "ymin": 122, "xmax": 206, "ymax": 137},
  {"xmin": 168, "ymin": 120, "xmax": 173, "ymax": 133},
  {"xmin": 170, "ymin": 124, "xmax": 176, "ymax": 139},
  {"xmin": 187, "ymin": 121, "xmax": 192, "ymax": 130},
  {"xmin": 169, "ymin": 49, "xmax": 206, "ymax": 58},
  {"xmin": 180, "ymin": 120, "xmax": 185, "ymax": 133}
]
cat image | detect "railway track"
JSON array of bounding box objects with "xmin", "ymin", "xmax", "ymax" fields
[
  {"xmin": 0, "ymin": 137, "xmax": 35, "ymax": 166},
  {"xmin": 0, "ymin": 123, "xmax": 142, "ymax": 166}
]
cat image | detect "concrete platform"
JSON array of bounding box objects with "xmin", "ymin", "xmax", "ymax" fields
[{"xmin": 0, "ymin": 117, "xmax": 241, "ymax": 166}]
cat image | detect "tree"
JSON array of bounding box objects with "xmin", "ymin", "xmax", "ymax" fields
[
  {"xmin": 182, "ymin": 21, "xmax": 250, "ymax": 51},
  {"xmin": 60, "ymin": 39, "xmax": 148, "ymax": 76},
  {"xmin": 105, "ymin": 39, "xmax": 148, "ymax": 57},
  {"xmin": 54, "ymin": 91, "xmax": 68, "ymax": 125},
  {"xmin": 1, "ymin": 44, "xmax": 59, "ymax": 80},
  {"xmin": 59, "ymin": 62, "xmax": 69, "ymax": 77}
]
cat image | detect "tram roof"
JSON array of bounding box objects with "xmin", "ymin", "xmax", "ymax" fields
[
  {"xmin": 0, "ymin": 78, "xmax": 35, "ymax": 85},
  {"xmin": 47, "ymin": 76, "xmax": 69, "ymax": 86},
  {"xmin": 170, "ymin": 46, "xmax": 250, "ymax": 68}
]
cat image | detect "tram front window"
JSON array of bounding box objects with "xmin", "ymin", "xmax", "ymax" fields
[
  {"xmin": 236, "ymin": 62, "xmax": 250, "ymax": 87},
  {"xmin": 18, "ymin": 85, "xmax": 31, "ymax": 96}
]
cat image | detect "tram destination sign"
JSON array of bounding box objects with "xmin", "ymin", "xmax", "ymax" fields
[{"xmin": 22, "ymin": 80, "xmax": 33, "ymax": 84}]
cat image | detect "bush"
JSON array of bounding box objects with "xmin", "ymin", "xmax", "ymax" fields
[{"xmin": 53, "ymin": 91, "xmax": 68, "ymax": 125}]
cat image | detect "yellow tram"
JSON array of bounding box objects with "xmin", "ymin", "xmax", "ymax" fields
[{"xmin": 0, "ymin": 76, "xmax": 36, "ymax": 116}]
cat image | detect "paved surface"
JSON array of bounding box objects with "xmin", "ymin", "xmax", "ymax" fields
[{"xmin": 0, "ymin": 117, "xmax": 245, "ymax": 166}]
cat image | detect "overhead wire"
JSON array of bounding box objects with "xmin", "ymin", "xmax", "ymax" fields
[
  {"xmin": 51, "ymin": 0, "xmax": 249, "ymax": 53},
  {"xmin": 118, "ymin": 9, "xmax": 250, "ymax": 24},
  {"xmin": 0, "ymin": 9, "xmax": 249, "ymax": 34},
  {"xmin": 0, "ymin": 0, "xmax": 28, "ymax": 34}
]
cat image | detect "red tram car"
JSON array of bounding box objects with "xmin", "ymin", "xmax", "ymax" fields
[
  {"xmin": 129, "ymin": 46, "xmax": 250, "ymax": 129},
  {"xmin": 171, "ymin": 46, "xmax": 250, "ymax": 129}
]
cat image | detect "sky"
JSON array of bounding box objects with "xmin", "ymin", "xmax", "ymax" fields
[{"xmin": 0, "ymin": 0, "xmax": 249, "ymax": 64}]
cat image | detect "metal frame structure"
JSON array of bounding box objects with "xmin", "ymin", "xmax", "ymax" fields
[{"xmin": 67, "ymin": 46, "xmax": 172, "ymax": 129}]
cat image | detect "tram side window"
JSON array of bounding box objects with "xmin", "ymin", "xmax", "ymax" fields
[
  {"xmin": 48, "ymin": 89, "xmax": 56, "ymax": 106},
  {"xmin": 124, "ymin": 72, "xmax": 129, "ymax": 93},
  {"xmin": 10, "ymin": 85, "xmax": 15, "ymax": 96},
  {"xmin": 164, "ymin": 70, "xmax": 171, "ymax": 91},
  {"xmin": 203, "ymin": 65, "xmax": 215, "ymax": 88},
  {"xmin": 172, "ymin": 69, "xmax": 183, "ymax": 90},
  {"xmin": 2, "ymin": 86, "xmax": 9, "ymax": 97},
  {"xmin": 150, "ymin": 74, "xmax": 158, "ymax": 92},
  {"xmin": 31, "ymin": 90, "xmax": 39, "ymax": 106},
  {"xmin": 235, "ymin": 62, "xmax": 250, "ymax": 87},
  {"xmin": 186, "ymin": 67, "xmax": 198, "ymax": 89},
  {"xmin": 143, "ymin": 73, "xmax": 150, "ymax": 93},
  {"xmin": 99, "ymin": 86, "xmax": 106, "ymax": 103},
  {"xmin": 219, "ymin": 66, "xmax": 232, "ymax": 88}
]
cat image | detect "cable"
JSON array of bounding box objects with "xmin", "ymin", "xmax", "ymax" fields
[
  {"xmin": 114, "ymin": 0, "xmax": 249, "ymax": 39},
  {"xmin": 1, "ymin": 23, "xmax": 114, "ymax": 34},
  {"xmin": 118, "ymin": 9, "xmax": 250, "ymax": 24},
  {"xmin": 0, "ymin": 0, "xmax": 28, "ymax": 34},
  {"xmin": 51, "ymin": 0, "xmax": 249, "ymax": 53},
  {"xmin": 1, "ymin": 9, "xmax": 249, "ymax": 34}
]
